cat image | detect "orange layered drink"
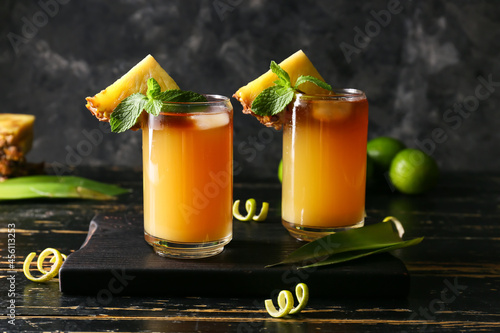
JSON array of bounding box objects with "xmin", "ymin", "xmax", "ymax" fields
[
  {"xmin": 282, "ymin": 90, "xmax": 369, "ymax": 241},
  {"xmin": 234, "ymin": 50, "xmax": 369, "ymax": 241},
  {"xmin": 84, "ymin": 55, "xmax": 233, "ymax": 258},
  {"xmin": 142, "ymin": 96, "xmax": 233, "ymax": 258}
]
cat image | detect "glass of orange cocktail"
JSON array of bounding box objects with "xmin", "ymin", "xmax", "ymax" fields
[
  {"xmin": 281, "ymin": 89, "xmax": 369, "ymax": 241},
  {"xmin": 142, "ymin": 95, "xmax": 233, "ymax": 258}
]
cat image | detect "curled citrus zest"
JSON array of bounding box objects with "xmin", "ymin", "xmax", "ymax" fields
[
  {"xmin": 252, "ymin": 201, "xmax": 269, "ymax": 221},
  {"xmin": 289, "ymin": 283, "xmax": 309, "ymax": 314},
  {"xmin": 23, "ymin": 248, "xmax": 64, "ymax": 282},
  {"xmin": 232, "ymin": 199, "xmax": 256, "ymax": 221},
  {"xmin": 265, "ymin": 290, "xmax": 294, "ymax": 318},
  {"xmin": 42, "ymin": 253, "xmax": 67, "ymax": 273},
  {"xmin": 265, "ymin": 283, "xmax": 309, "ymax": 317},
  {"xmin": 383, "ymin": 216, "xmax": 405, "ymax": 238},
  {"xmin": 232, "ymin": 199, "xmax": 269, "ymax": 222},
  {"xmin": 50, "ymin": 253, "xmax": 68, "ymax": 262}
]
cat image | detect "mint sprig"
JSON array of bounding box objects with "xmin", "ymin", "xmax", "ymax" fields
[
  {"xmin": 252, "ymin": 86, "xmax": 295, "ymax": 117},
  {"xmin": 109, "ymin": 78, "xmax": 207, "ymax": 133},
  {"xmin": 251, "ymin": 61, "xmax": 332, "ymax": 117}
]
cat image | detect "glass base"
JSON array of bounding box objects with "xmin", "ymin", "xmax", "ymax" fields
[
  {"xmin": 144, "ymin": 232, "xmax": 231, "ymax": 259},
  {"xmin": 282, "ymin": 219, "xmax": 365, "ymax": 242}
]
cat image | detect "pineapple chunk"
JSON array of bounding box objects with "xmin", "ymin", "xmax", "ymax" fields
[
  {"xmin": 0, "ymin": 114, "xmax": 35, "ymax": 154},
  {"xmin": 0, "ymin": 113, "xmax": 42, "ymax": 179},
  {"xmin": 233, "ymin": 50, "xmax": 330, "ymax": 129},
  {"xmin": 85, "ymin": 54, "xmax": 179, "ymax": 123}
]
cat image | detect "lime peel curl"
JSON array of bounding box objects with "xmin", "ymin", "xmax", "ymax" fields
[
  {"xmin": 265, "ymin": 290, "xmax": 294, "ymax": 318},
  {"xmin": 253, "ymin": 202, "xmax": 269, "ymax": 221},
  {"xmin": 23, "ymin": 248, "xmax": 66, "ymax": 282},
  {"xmin": 382, "ymin": 215, "xmax": 405, "ymax": 238},
  {"xmin": 232, "ymin": 199, "xmax": 269, "ymax": 221},
  {"xmin": 265, "ymin": 283, "xmax": 309, "ymax": 318},
  {"xmin": 289, "ymin": 283, "xmax": 309, "ymax": 314}
]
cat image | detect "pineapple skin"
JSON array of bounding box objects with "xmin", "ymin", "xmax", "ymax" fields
[{"xmin": 85, "ymin": 54, "xmax": 179, "ymax": 123}]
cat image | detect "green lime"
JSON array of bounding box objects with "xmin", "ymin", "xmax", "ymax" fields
[
  {"xmin": 367, "ymin": 137, "xmax": 406, "ymax": 172},
  {"xmin": 278, "ymin": 159, "xmax": 283, "ymax": 183},
  {"xmin": 389, "ymin": 149, "xmax": 439, "ymax": 195}
]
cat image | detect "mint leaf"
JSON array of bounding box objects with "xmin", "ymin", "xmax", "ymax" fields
[
  {"xmin": 144, "ymin": 99, "xmax": 164, "ymax": 116},
  {"xmin": 270, "ymin": 61, "xmax": 291, "ymax": 87},
  {"xmin": 146, "ymin": 78, "xmax": 162, "ymax": 100},
  {"xmin": 249, "ymin": 62, "xmax": 334, "ymax": 117},
  {"xmin": 160, "ymin": 90, "xmax": 208, "ymax": 113},
  {"xmin": 294, "ymin": 75, "xmax": 332, "ymax": 91},
  {"xmin": 251, "ymin": 86, "xmax": 295, "ymax": 116},
  {"xmin": 273, "ymin": 79, "xmax": 289, "ymax": 87},
  {"xmin": 157, "ymin": 89, "xmax": 207, "ymax": 103},
  {"xmin": 108, "ymin": 78, "xmax": 208, "ymax": 133},
  {"xmin": 109, "ymin": 93, "xmax": 148, "ymax": 133}
]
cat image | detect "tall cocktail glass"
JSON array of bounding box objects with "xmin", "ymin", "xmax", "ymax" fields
[
  {"xmin": 142, "ymin": 95, "xmax": 233, "ymax": 258},
  {"xmin": 282, "ymin": 89, "xmax": 369, "ymax": 241}
]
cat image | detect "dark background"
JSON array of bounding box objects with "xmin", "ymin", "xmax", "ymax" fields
[{"xmin": 1, "ymin": 0, "xmax": 498, "ymax": 181}]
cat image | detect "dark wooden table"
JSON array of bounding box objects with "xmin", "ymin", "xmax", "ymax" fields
[{"xmin": 1, "ymin": 167, "xmax": 499, "ymax": 332}]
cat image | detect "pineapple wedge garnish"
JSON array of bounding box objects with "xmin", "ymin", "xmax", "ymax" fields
[
  {"xmin": 0, "ymin": 113, "xmax": 35, "ymax": 154},
  {"xmin": 85, "ymin": 54, "xmax": 179, "ymax": 125},
  {"xmin": 233, "ymin": 50, "xmax": 330, "ymax": 130}
]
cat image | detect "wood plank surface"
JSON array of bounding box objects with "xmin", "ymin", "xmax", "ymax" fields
[{"xmin": 1, "ymin": 168, "xmax": 499, "ymax": 332}]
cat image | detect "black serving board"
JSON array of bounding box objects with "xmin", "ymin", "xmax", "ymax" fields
[{"xmin": 59, "ymin": 213, "xmax": 409, "ymax": 298}]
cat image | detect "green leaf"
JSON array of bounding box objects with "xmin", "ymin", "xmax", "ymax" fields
[
  {"xmin": 146, "ymin": 78, "xmax": 162, "ymax": 100},
  {"xmin": 144, "ymin": 99, "xmax": 164, "ymax": 116},
  {"xmin": 273, "ymin": 79, "xmax": 290, "ymax": 87},
  {"xmin": 157, "ymin": 89, "xmax": 207, "ymax": 103},
  {"xmin": 299, "ymin": 237, "xmax": 424, "ymax": 269},
  {"xmin": 109, "ymin": 93, "xmax": 148, "ymax": 133},
  {"xmin": 0, "ymin": 176, "xmax": 129, "ymax": 201},
  {"xmin": 267, "ymin": 219, "xmax": 422, "ymax": 268},
  {"xmin": 270, "ymin": 61, "xmax": 291, "ymax": 87},
  {"xmin": 268, "ymin": 220, "xmax": 402, "ymax": 266},
  {"xmin": 158, "ymin": 90, "xmax": 208, "ymax": 113},
  {"xmin": 251, "ymin": 86, "xmax": 295, "ymax": 116},
  {"xmin": 294, "ymin": 75, "xmax": 332, "ymax": 91},
  {"xmin": 250, "ymin": 61, "xmax": 334, "ymax": 118},
  {"xmin": 108, "ymin": 79, "xmax": 208, "ymax": 132}
]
